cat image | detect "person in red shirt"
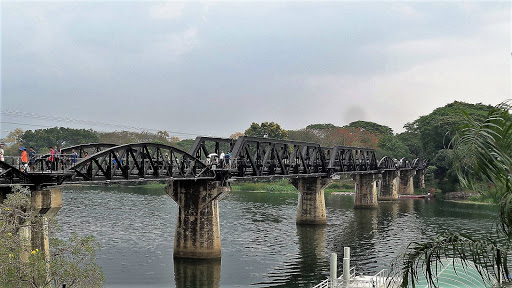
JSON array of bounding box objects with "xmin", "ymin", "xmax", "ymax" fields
[
  {"xmin": 47, "ymin": 147, "xmax": 55, "ymax": 171},
  {"xmin": 20, "ymin": 147, "xmax": 28, "ymax": 172}
]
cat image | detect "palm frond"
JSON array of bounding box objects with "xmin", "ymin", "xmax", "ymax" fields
[{"xmin": 389, "ymin": 232, "xmax": 508, "ymax": 288}]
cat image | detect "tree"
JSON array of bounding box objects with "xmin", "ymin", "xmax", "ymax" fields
[
  {"xmin": 403, "ymin": 101, "xmax": 493, "ymax": 159},
  {"xmin": 375, "ymin": 134, "xmax": 413, "ymax": 160},
  {"xmin": 97, "ymin": 131, "xmax": 171, "ymax": 145},
  {"xmin": 391, "ymin": 102, "xmax": 512, "ymax": 287},
  {"xmin": 287, "ymin": 129, "xmax": 322, "ymax": 144},
  {"xmin": 431, "ymin": 149, "xmax": 459, "ymax": 192},
  {"xmin": 396, "ymin": 131, "xmax": 422, "ymax": 158},
  {"xmin": 229, "ymin": 132, "xmax": 244, "ymax": 139},
  {"xmin": 244, "ymin": 122, "xmax": 288, "ymax": 139},
  {"xmin": 22, "ymin": 127, "xmax": 99, "ymax": 150},
  {"xmin": 5, "ymin": 128, "xmax": 24, "ymax": 145},
  {"xmin": 0, "ymin": 186, "xmax": 104, "ymax": 287},
  {"xmin": 173, "ymin": 139, "xmax": 195, "ymax": 152},
  {"xmin": 345, "ymin": 121, "xmax": 393, "ymax": 136},
  {"xmin": 305, "ymin": 123, "xmax": 339, "ymax": 130}
]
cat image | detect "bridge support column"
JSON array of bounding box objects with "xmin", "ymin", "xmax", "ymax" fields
[
  {"xmin": 399, "ymin": 170, "xmax": 416, "ymax": 195},
  {"xmin": 380, "ymin": 170, "xmax": 400, "ymax": 201},
  {"xmin": 353, "ymin": 173, "xmax": 379, "ymax": 208},
  {"xmin": 414, "ymin": 169, "xmax": 426, "ymax": 189},
  {"xmin": 167, "ymin": 179, "xmax": 226, "ymax": 259},
  {"xmin": 292, "ymin": 177, "xmax": 330, "ymax": 225},
  {"xmin": 19, "ymin": 187, "xmax": 62, "ymax": 262}
]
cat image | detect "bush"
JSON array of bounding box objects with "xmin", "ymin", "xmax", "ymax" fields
[{"xmin": 0, "ymin": 186, "xmax": 104, "ymax": 288}]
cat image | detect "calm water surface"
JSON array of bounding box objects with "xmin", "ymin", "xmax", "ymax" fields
[{"xmin": 56, "ymin": 186, "xmax": 497, "ymax": 288}]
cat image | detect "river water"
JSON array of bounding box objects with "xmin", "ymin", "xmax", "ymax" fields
[{"xmin": 56, "ymin": 185, "xmax": 497, "ymax": 288}]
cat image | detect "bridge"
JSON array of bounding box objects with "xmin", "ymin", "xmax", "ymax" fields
[{"xmin": 0, "ymin": 136, "xmax": 428, "ymax": 259}]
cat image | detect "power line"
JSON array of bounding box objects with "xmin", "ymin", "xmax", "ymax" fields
[
  {"xmin": 0, "ymin": 121, "xmax": 54, "ymax": 128},
  {"xmin": 1, "ymin": 110, "xmax": 206, "ymax": 137}
]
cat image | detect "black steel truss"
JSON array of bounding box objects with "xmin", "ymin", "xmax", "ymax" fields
[
  {"xmin": 228, "ymin": 136, "xmax": 327, "ymax": 177},
  {"xmin": 1, "ymin": 139, "xmax": 429, "ymax": 187},
  {"xmin": 71, "ymin": 143, "xmax": 213, "ymax": 182}
]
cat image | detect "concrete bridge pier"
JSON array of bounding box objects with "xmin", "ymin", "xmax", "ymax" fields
[
  {"xmin": 399, "ymin": 170, "xmax": 416, "ymax": 195},
  {"xmin": 291, "ymin": 177, "xmax": 331, "ymax": 225},
  {"xmin": 18, "ymin": 187, "xmax": 62, "ymax": 262},
  {"xmin": 167, "ymin": 179, "xmax": 227, "ymax": 259},
  {"xmin": 353, "ymin": 173, "xmax": 379, "ymax": 208},
  {"xmin": 380, "ymin": 170, "xmax": 400, "ymax": 201},
  {"xmin": 414, "ymin": 169, "xmax": 426, "ymax": 189}
]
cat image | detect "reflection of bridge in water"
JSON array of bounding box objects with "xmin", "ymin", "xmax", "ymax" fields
[{"xmin": 0, "ymin": 136, "xmax": 428, "ymax": 259}]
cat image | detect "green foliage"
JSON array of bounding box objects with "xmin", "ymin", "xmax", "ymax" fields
[
  {"xmin": 244, "ymin": 122, "xmax": 288, "ymax": 139},
  {"xmin": 391, "ymin": 233, "xmax": 507, "ymax": 288},
  {"xmin": 324, "ymin": 180, "xmax": 354, "ymax": 192},
  {"xmin": 396, "ymin": 131, "xmax": 423, "ymax": 158},
  {"xmin": 305, "ymin": 123, "xmax": 339, "ymax": 130},
  {"xmin": 97, "ymin": 130, "xmax": 172, "ymax": 146},
  {"xmin": 49, "ymin": 234, "xmax": 103, "ymax": 288},
  {"xmin": 345, "ymin": 120, "xmax": 393, "ymax": 136},
  {"xmin": 22, "ymin": 127, "xmax": 99, "ymax": 151},
  {"xmin": 404, "ymin": 101, "xmax": 493, "ymax": 159},
  {"xmin": 286, "ymin": 129, "xmax": 322, "ymax": 144},
  {"xmin": 231, "ymin": 180, "xmax": 296, "ymax": 192},
  {"xmin": 432, "ymin": 149, "xmax": 459, "ymax": 192},
  {"xmin": 375, "ymin": 134, "xmax": 413, "ymax": 160},
  {"xmin": 392, "ymin": 101, "xmax": 512, "ymax": 287},
  {"xmin": 0, "ymin": 186, "xmax": 104, "ymax": 287},
  {"xmin": 173, "ymin": 139, "xmax": 196, "ymax": 153}
]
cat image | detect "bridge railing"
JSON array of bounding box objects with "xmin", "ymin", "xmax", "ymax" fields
[{"xmin": 3, "ymin": 155, "xmax": 88, "ymax": 173}]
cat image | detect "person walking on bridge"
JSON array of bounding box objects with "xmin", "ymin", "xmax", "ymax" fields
[
  {"xmin": 48, "ymin": 146, "xmax": 55, "ymax": 171},
  {"xmin": 20, "ymin": 147, "xmax": 28, "ymax": 172},
  {"xmin": 71, "ymin": 149, "xmax": 78, "ymax": 167},
  {"xmin": 28, "ymin": 147, "xmax": 36, "ymax": 171}
]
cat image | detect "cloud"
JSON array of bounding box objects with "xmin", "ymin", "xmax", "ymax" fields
[
  {"xmin": 392, "ymin": 4, "xmax": 421, "ymax": 19},
  {"xmin": 149, "ymin": 27, "xmax": 199, "ymax": 61},
  {"xmin": 149, "ymin": 2, "xmax": 186, "ymax": 20},
  {"xmin": 303, "ymin": 25, "xmax": 510, "ymax": 132}
]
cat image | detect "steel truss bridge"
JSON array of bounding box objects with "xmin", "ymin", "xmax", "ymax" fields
[{"xmin": 0, "ymin": 136, "xmax": 428, "ymax": 189}]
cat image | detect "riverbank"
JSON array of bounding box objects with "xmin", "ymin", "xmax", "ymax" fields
[{"xmin": 230, "ymin": 179, "xmax": 355, "ymax": 194}]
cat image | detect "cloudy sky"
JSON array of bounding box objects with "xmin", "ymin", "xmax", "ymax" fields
[{"xmin": 1, "ymin": 1, "xmax": 510, "ymax": 139}]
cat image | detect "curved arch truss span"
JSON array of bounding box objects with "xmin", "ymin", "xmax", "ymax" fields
[{"xmin": 71, "ymin": 143, "xmax": 213, "ymax": 182}]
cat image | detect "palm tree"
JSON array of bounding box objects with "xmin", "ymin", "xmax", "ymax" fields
[{"xmin": 390, "ymin": 101, "xmax": 512, "ymax": 287}]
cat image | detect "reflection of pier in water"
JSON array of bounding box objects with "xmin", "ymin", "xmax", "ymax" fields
[{"xmin": 174, "ymin": 258, "xmax": 221, "ymax": 288}]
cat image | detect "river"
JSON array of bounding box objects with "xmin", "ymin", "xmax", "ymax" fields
[{"xmin": 55, "ymin": 185, "xmax": 498, "ymax": 288}]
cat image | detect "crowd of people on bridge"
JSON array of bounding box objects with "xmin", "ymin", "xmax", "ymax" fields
[
  {"xmin": 11, "ymin": 145, "xmax": 82, "ymax": 172},
  {"xmin": 206, "ymin": 151, "xmax": 231, "ymax": 169}
]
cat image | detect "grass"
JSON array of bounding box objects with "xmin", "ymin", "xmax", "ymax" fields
[
  {"xmin": 231, "ymin": 179, "xmax": 296, "ymax": 192},
  {"xmin": 230, "ymin": 179, "xmax": 355, "ymax": 193}
]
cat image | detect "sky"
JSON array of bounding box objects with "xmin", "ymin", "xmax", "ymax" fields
[{"xmin": 1, "ymin": 1, "xmax": 511, "ymax": 140}]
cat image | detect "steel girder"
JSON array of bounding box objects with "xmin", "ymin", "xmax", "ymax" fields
[
  {"xmin": 325, "ymin": 146, "xmax": 378, "ymax": 174},
  {"xmin": 229, "ymin": 136, "xmax": 327, "ymax": 177},
  {"xmin": 378, "ymin": 156, "xmax": 397, "ymax": 170},
  {"xmin": 189, "ymin": 137, "xmax": 236, "ymax": 160},
  {"xmin": 0, "ymin": 161, "xmax": 71, "ymax": 189},
  {"xmin": 411, "ymin": 158, "xmax": 429, "ymax": 169},
  {"xmin": 71, "ymin": 143, "xmax": 213, "ymax": 182},
  {"xmin": 397, "ymin": 158, "xmax": 412, "ymax": 169},
  {"xmin": 61, "ymin": 143, "xmax": 117, "ymax": 157}
]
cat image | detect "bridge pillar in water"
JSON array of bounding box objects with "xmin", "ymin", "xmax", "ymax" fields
[
  {"xmin": 19, "ymin": 187, "xmax": 62, "ymax": 262},
  {"xmin": 414, "ymin": 169, "xmax": 426, "ymax": 189},
  {"xmin": 291, "ymin": 177, "xmax": 330, "ymax": 225},
  {"xmin": 380, "ymin": 170, "xmax": 400, "ymax": 201},
  {"xmin": 167, "ymin": 179, "xmax": 226, "ymax": 259},
  {"xmin": 353, "ymin": 173, "xmax": 379, "ymax": 208},
  {"xmin": 399, "ymin": 170, "xmax": 416, "ymax": 195}
]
